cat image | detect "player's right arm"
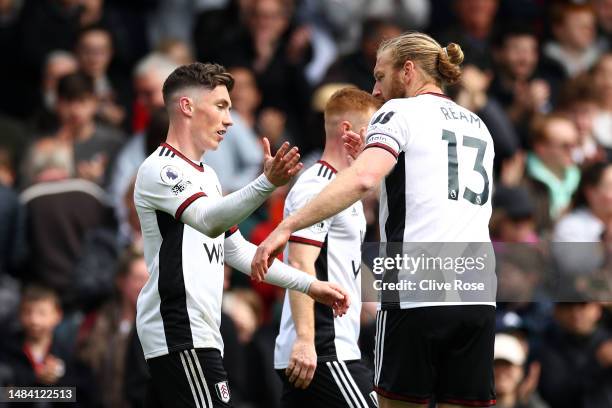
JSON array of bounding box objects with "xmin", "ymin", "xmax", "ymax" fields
[
  {"xmin": 285, "ymin": 242, "xmax": 320, "ymax": 389},
  {"xmin": 135, "ymin": 140, "xmax": 301, "ymax": 238}
]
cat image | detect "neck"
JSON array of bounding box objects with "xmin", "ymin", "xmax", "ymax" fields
[
  {"xmin": 320, "ymin": 137, "xmax": 350, "ymax": 172},
  {"xmin": 166, "ymin": 122, "xmax": 203, "ymax": 161},
  {"xmin": 411, "ymin": 83, "xmax": 444, "ymax": 98}
]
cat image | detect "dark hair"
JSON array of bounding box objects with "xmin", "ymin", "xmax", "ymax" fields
[
  {"xmin": 572, "ymin": 161, "xmax": 612, "ymax": 209},
  {"xmin": 492, "ymin": 21, "xmax": 537, "ymax": 49},
  {"xmin": 77, "ymin": 24, "xmax": 112, "ymax": 44},
  {"xmin": 21, "ymin": 285, "xmax": 61, "ymax": 309},
  {"xmin": 57, "ymin": 72, "xmax": 95, "ymax": 101},
  {"xmin": 162, "ymin": 62, "xmax": 234, "ymax": 105},
  {"xmin": 557, "ymin": 74, "xmax": 599, "ymax": 110}
]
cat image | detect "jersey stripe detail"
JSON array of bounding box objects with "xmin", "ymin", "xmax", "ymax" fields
[
  {"xmin": 161, "ymin": 142, "xmax": 205, "ymax": 172},
  {"xmin": 364, "ymin": 143, "xmax": 399, "ymax": 159},
  {"xmin": 327, "ymin": 362, "xmax": 356, "ymax": 408},
  {"xmin": 175, "ymin": 192, "xmax": 206, "ymax": 220},
  {"xmin": 338, "ymin": 361, "xmax": 369, "ymax": 408},
  {"xmin": 224, "ymin": 225, "xmax": 239, "ymax": 238},
  {"xmin": 180, "ymin": 352, "xmax": 203, "ymax": 408},
  {"xmin": 317, "ymin": 160, "xmax": 338, "ymax": 174},
  {"xmin": 156, "ymin": 211, "xmax": 193, "ymax": 352},
  {"xmin": 188, "ymin": 349, "xmax": 214, "ymax": 407},
  {"xmin": 314, "ymin": 236, "xmax": 337, "ymax": 360},
  {"xmin": 289, "ymin": 235, "xmax": 323, "ymax": 248},
  {"xmin": 159, "ymin": 147, "xmax": 166, "ymax": 156}
]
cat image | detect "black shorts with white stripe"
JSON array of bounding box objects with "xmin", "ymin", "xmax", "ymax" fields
[
  {"xmin": 277, "ymin": 359, "xmax": 378, "ymax": 408},
  {"xmin": 145, "ymin": 348, "xmax": 232, "ymax": 408},
  {"xmin": 374, "ymin": 306, "xmax": 496, "ymax": 407}
]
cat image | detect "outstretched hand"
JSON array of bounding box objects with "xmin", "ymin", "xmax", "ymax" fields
[
  {"xmin": 263, "ymin": 137, "xmax": 303, "ymax": 186},
  {"xmin": 342, "ymin": 127, "xmax": 366, "ymax": 162}
]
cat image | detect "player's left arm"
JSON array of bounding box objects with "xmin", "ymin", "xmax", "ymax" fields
[
  {"xmin": 224, "ymin": 228, "xmax": 350, "ymax": 317},
  {"xmin": 251, "ymin": 147, "xmax": 396, "ymax": 278}
]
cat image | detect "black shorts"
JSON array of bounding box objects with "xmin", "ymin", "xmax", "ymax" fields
[
  {"xmin": 374, "ymin": 305, "xmax": 496, "ymax": 407},
  {"xmin": 145, "ymin": 348, "xmax": 232, "ymax": 408},
  {"xmin": 278, "ymin": 359, "xmax": 378, "ymax": 408}
]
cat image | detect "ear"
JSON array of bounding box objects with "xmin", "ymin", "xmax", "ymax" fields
[
  {"xmin": 178, "ymin": 96, "xmax": 194, "ymax": 117},
  {"xmin": 340, "ymin": 120, "xmax": 352, "ymax": 133},
  {"xmin": 402, "ymin": 60, "xmax": 415, "ymax": 84}
]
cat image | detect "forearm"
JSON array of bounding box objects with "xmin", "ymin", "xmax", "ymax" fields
[
  {"xmin": 182, "ymin": 173, "xmax": 275, "ymax": 237},
  {"xmin": 225, "ymin": 230, "xmax": 315, "ymax": 293},
  {"xmin": 283, "ymin": 163, "xmax": 370, "ymax": 233},
  {"xmin": 288, "ymin": 260, "xmax": 316, "ymax": 340}
]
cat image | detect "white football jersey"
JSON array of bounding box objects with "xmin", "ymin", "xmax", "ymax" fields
[
  {"xmin": 364, "ymin": 93, "xmax": 495, "ymax": 309},
  {"xmin": 134, "ymin": 143, "xmax": 233, "ymax": 359},
  {"xmin": 274, "ymin": 161, "xmax": 367, "ymax": 368}
]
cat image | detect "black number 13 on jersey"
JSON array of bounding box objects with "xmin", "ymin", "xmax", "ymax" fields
[{"xmin": 441, "ymin": 129, "xmax": 490, "ymax": 206}]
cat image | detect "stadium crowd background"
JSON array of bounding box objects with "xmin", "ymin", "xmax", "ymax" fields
[{"xmin": 0, "ymin": 0, "xmax": 612, "ymax": 407}]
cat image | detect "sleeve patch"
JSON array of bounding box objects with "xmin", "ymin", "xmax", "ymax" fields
[{"xmin": 160, "ymin": 165, "xmax": 183, "ymax": 186}]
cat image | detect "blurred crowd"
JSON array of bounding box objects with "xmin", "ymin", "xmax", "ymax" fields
[{"xmin": 1, "ymin": 0, "xmax": 612, "ymax": 407}]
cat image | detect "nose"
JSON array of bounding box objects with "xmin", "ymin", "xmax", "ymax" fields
[
  {"xmin": 224, "ymin": 110, "xmax": 233, "ymax": 127},
  {"xmin": 372, "ymin": 83, "xmax": 382, "ymax": 98}
]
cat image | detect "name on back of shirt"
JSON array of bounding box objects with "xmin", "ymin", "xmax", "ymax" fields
[{"xmin": 439, "ymin": 106, "xmax": 481, "ymax": 128}]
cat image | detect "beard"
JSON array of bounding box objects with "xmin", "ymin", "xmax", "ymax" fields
[{"xmin": 385, "ymin": 73, "xmax": 406, "ymax": 101}]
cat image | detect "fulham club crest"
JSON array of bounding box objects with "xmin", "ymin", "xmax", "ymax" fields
[{"xmin": 215, "ymin": 381, "xmax": 230, "ymax": 403}]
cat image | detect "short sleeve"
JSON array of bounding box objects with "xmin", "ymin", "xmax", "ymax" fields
[
  {"xmin": 364, "ymin": 100, "xmax": 410, "ymax": 159},
  {"xmin": 285, "ymin": 179, "xmax": 333, "ymax": 248},
  {"xmin": 134, "ymin": 160, "xmax": 205, "ymax": 220}
]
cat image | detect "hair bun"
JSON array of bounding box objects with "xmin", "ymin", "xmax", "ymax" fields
[{"xmin": 437, "ymin": 43, "xmax": 464, "ymax": 85}]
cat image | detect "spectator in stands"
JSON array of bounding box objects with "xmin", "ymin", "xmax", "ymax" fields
[
  {"xmin": 1, "ymin": 286, "xmax": 76, "ymax": 388},
  {"xmin": 526, "ymin": 114, "xmax": 580, "ymax": 224},
  {"xmin": 556, "ymin": 75, "xmax": 606, "ymax": 165},
  {"xmin": 217, "ymin": 0, "xmax": 313, "ymax": 145},
  {"xmin": 19, "ymin": 139, "xmax": 112, "ymax": 310},
  {"xmin": 494, "ymin": 333, "xmax": 550, "ymax": 408},
  {"xmin": 538, "ymin": 302, "xmax": 612, "ymax": 408},
  {"xmin": 131, "ymin": 52, "xmax": 178, "ymax": 133},
  {"xmin": 76, "ymin": 248, "xmax": 148, "ymax": 408},
  {"xmin": 32, "ymin": 50, "xmax": 79, "ymax": 134},
  {"xmin": 54, "ymin": 72, "xmax": 124, "ymax": 186},
  {"xmin": 204, "ymin": 66, "xmax": 264, "ymax": 192},
  {"xmin": 491, "ymin": 186, "xmax": 538, "ymax": 243},
  {"xmin": 592, "ymin": 53, "xmax": 612, "ymax": 151},
  {"xmin": 489, "ymin": 23, "xmax": 560, "ymax": 147},
  {"xmin": 324, "ymin": 18, "xmax": 402, "ymax": 92},
  {"xmin": 543, "ymin": 2, "xmax": 604, "ymax": 78},
  {"xmin": 75, "ymin": 25, "xmax": 127, "ymax": 127},
  {"xmin": 555, "ymin": 162, "xmax": 612, "ymax": 242},
  {"xmin": 436, "ymin": 0, "xmax": 499, "ymax": 69}
]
